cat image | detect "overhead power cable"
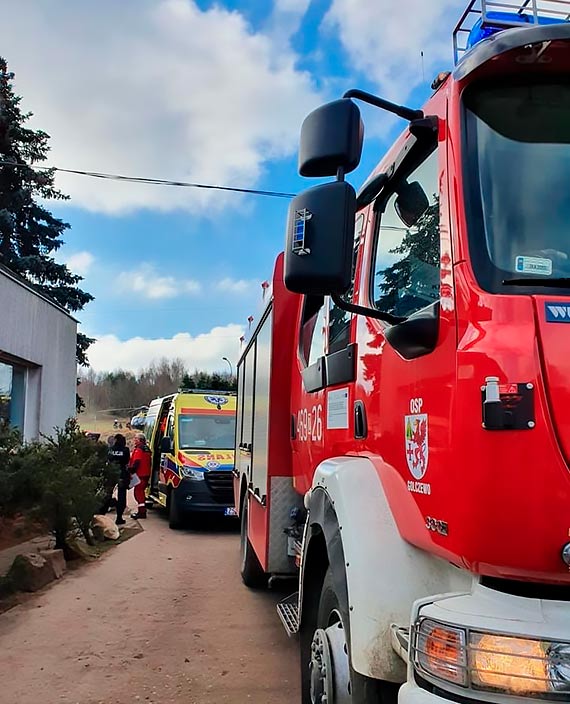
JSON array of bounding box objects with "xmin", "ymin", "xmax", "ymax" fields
[{"xmin": 0, "ymin": 161, "xmax": 296, "ymax": 200}]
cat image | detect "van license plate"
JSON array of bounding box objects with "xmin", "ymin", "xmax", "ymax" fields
[{"xmin": 224, "ymin": 507, "xmax": 237, "ymax": 517}]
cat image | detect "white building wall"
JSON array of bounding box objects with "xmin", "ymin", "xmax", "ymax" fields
[{"xmin": 0, "ymin": 266, "xmax": 77, "ymax": 440}]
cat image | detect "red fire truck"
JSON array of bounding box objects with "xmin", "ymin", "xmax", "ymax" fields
[{"xmin": 234, "ymin": 3, "xmax": 570, "ymax": 703}]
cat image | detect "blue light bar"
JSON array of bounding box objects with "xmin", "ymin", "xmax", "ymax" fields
[
  {"xmin": 467, "ymin": 11, "xmax": 565, "ymax": 50},
  {"xmin": 291, "ymin": 208, "xmax": 312, "ymax": 257}
]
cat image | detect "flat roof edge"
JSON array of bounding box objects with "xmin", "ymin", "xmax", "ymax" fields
[{"xmin": 0, "ymin": 262, "xmax": 79, "ymax": 323}]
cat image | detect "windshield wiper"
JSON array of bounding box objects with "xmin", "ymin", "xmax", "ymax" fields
[{"xmin": 503, "ymin": 277, "xmax": 570, "ymax": 288}]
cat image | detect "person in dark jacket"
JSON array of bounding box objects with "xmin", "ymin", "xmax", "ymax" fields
[{"xmin": 107, "ymin": 433, "xmax": 130, "ymax": 525}]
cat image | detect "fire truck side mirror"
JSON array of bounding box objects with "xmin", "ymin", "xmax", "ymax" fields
[
  {"xmin": 284, "ymin": 180, "xmax": 355, "ymax": 296},
  {"xmin": 395, "ymin": 181, "xmax": 429, "ymax": 228},
  {"xmin": 299, "ymin": 99, "xmax": 363, "ymax": 177}
]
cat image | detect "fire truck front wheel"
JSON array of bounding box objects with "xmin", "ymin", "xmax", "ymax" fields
[
  {"xmin": 239, "ymin": 498, "xmax": 267, "ymax": 589},
  {"xmin": 305, "ymin": 567, "xmax": 398, "ymax": 704}
]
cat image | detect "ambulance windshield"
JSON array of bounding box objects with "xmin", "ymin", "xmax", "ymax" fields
[
  {"xmin": 464, "ymin": 80, "xmax": 570, "ymax": 292},
  {"xmin": 178, "ymin": 415, "xmax": 236, "ymax": 450}
]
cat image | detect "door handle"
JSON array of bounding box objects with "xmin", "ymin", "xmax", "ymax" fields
[{"xmin": 354, "ymin": 400, "xmax": 367, "ymax": 439}]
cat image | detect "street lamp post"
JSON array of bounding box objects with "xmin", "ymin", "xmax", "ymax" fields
[{"xmin": 222, "ymin": 357, "xmax": 233, "ymax": 377}]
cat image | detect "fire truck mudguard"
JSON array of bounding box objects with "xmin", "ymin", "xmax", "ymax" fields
[{"xmin": 302, "ymin": 456, "xmax": 471, "ymax": 683}]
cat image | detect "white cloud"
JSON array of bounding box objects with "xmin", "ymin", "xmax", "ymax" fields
[
  {"xmin": 61, "ymin": 251, "xmax": 95, "ymax": 277},
  {"xmin": 3, "ymin": 0, "xmax": 322, "ymax": 215},
  {"xmin": 274, "ymin": 0, "xmax": 311, "ymax": 12},
  {"xmin": 216, "ymin": 277, "xmax": 258, "ymax": 295},
  {"xmin": 324, "ymin": 0, "xmax": 460, "ymax": 100},
  {"xmin": 87, "ymin": 324, "xmax": 244, "ymax": 373},
  {"xmin": 118, "ymin": 264, "xmax": 201, "ymax": 300},
  {"xmin": 269, "ymin": 0, "xmax": 312, "ymax": 47}
]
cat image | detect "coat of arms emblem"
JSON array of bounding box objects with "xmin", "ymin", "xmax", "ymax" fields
[{"xmin": 405, "ymin": 414, "xmax": 429, "ymax": 480}]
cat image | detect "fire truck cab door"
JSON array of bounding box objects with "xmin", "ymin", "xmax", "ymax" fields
[{"xmin": 366, "ymin": 138, "xmax": 456, "ymax": 543}]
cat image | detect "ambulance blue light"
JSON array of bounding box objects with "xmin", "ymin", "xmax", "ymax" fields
[{"xmin": 467, "ymin": 11, "xmax": 566, "ymax": 51}]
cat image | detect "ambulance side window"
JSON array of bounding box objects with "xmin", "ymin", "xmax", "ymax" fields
[
  {"xmin": 372, "ymin": 149, "xmax": 440, "ymax": 319},
  {"xmin": 144, "ymin": 411, "xmax": 157, "ymax": 442},
  {"xmin": 299, "ymin": 295, "xmax": 325, "ymax": 367}
]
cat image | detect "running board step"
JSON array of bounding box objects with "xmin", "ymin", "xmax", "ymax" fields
[
  {"xmin": 390, "ymin": 624, "xmax": 410, "ymax": 664},
  {"xmin": 277, "ymin": 592, "xmax": 299, "ymax": 637}
]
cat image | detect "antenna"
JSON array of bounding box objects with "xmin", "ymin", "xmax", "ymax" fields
[{"xmin": 421, "ymin": 50, "xmax": 425, "ymax": 82}]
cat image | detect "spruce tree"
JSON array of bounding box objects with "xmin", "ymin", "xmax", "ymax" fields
[
  {"xmin": 0, "ymin": 58, "xmax": 94, "ymax": 384},
  {"xmin": 375, "ymin": 198, "xmax": 440, "ymax": 317}
]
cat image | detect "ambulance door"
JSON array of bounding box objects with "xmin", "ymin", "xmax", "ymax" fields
[
  {"xmin": 149, "ymin": 399, "xmax": 170, "ymax": 497},
  {"xmin": 155, "ymin": 399, "xmax": 173, "ymax": 502}
]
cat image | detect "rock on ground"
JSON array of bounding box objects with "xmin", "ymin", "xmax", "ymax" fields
[
  {"xmin": 7, "ymin": 549, "xmax": 66, "ymax": 592},
  {"xmin": 40, "ymin": 549, "xmax": 66, "ymax": 579},
  {"xmin": 92, "ymin": 514, "xmax": 120, "ymax": 541}
]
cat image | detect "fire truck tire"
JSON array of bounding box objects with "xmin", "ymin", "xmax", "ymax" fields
[
  {"xmin": 240, "ymin": 499, "xmax": 267, "ymax": 589},
  {"xmin": 168, "ymin": 489, "xmax": 183, "ymax": 530},
  {"xmin": 304, "ymin": 567, "xmax": 398, "ymax": 704}
]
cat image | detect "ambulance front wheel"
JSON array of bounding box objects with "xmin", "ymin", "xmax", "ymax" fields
[
  {"xmin": 240, "ymin": 497, "xmax": 267, "ymax": 589},
  {"xmin": 168, "ymin": 489, "xmax": 183, "ymax": 530}
]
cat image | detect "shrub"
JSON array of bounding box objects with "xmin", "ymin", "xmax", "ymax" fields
[
  {"xmin": 35, "ymin": 419, "xmax": 112, "ymax": 550},
  {"xmin": 0, "ymin": 419, "xmax": 115, "ymax": 553},
  {"xmin": 0, "ymin": 424, "xmax": 42, "ymax": 516}
]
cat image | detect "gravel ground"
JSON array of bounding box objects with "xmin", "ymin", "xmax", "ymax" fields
[{"xmin": 0, "ymin": 505, "xmax": 300, "ymax": 704}]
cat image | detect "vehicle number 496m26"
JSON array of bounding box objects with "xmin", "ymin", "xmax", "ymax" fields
[{"xmin": 297, "ymin": 405, "xmax": 323, "ymax": 442}]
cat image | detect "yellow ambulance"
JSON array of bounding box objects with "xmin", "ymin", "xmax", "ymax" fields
[{"xmin": 143, "ymin": 390, "xmax": 237, "ymax": 528}]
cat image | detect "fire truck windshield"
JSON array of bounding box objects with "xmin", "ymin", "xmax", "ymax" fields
[
  {"xmin": 178, "ymin": 415, "xmax": 236, "ymax": 450},
  {"xmin": 464, "ymin": 80, "xmax": 570, "ymax": 293}
]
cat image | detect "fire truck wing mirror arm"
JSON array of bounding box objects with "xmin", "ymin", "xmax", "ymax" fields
[
  {"xmin": 331, "ymin": 293, "xmax": 405, "ymax": 325},
  {"xmin": 343, "ymin": 88, "xmax": 423, "ymax": 123}
]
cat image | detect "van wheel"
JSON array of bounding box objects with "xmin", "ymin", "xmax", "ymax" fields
[
  {"xmin": 240, "ymin": 497, "xmax": 267, "ymax": 589},
  {"xmin": 302, "ymin": 567, "xmax": 399, "ymax": 704},
  {"xmin": 168, "ymin": 490, "xmax": 183, "ymax": 530}
]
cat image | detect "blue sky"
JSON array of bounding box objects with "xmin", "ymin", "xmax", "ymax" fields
[{"xmin": 2, "ymin": 0, "xmax": 466, "ymax": 373}]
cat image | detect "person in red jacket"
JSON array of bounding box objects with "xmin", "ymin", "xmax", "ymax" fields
[{"xmin": 130, "ymin": 433, "xmax": 152, "ymax": 519}]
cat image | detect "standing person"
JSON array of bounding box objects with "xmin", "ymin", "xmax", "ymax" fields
[
  {"xmin": 108, "ymin": 433, "xmax": 130, "ymax": 525},
  {"xmin": 129, "ymin": 432, "xmax": 151, "ymax": 519}
]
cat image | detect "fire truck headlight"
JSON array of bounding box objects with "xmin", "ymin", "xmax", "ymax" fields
[
  {"xmin": 180, "ymin": 466, "xmax": 205, "ymax": 481},
  {"xmin": 470, "ymin": 633, "xmax": 549, "ymax": 695},
  {"xmin": 413, "ymin": 619, "xmax": 570, "ymax": 697}
]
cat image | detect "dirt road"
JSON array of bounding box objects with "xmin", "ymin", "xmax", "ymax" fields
[{"xmin": 0, "ymin": 509, "xmax": 300, "ymax": 704}]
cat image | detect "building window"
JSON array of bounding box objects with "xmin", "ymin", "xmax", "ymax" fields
[{"xmin": 0, "ymin": 361, "xmax": 26, "ymax": 431}]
